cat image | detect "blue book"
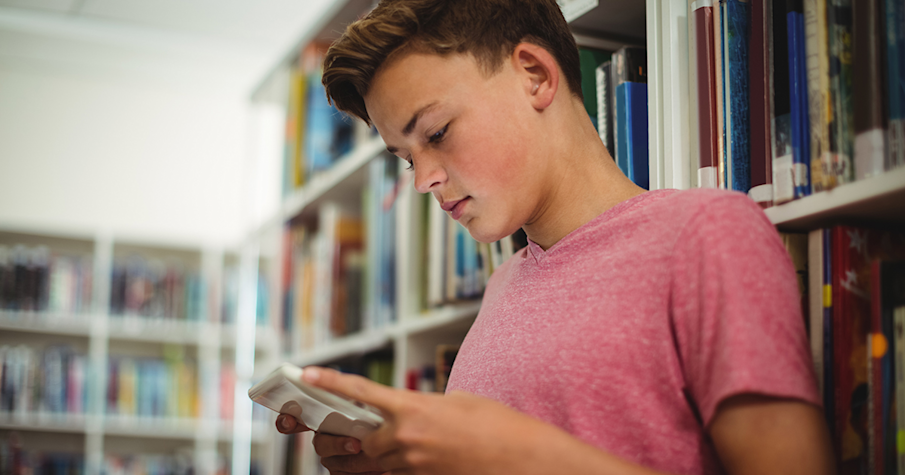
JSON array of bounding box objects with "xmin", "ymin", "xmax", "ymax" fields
[
  {"xmin": 724, "ymin": 0, "xmax": 751, "ymax": 193},
  {"xmin": 612, "ymin": 47, "xmax": 648, "ymax": 190},
  {"xmin": 615, "ymin": 82, "xmax": 650, "ymax": 190},
  {"xmin": 787, "ymin": 0, "xmax": 811, "ymax": 198},
  {"xmin": 305, "ymin": 71, "xmax": 354, "ymax": 178}
]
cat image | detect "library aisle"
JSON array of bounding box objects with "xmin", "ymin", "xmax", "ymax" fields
[{"xmin": 3, "ymin": 0, "xmax": 905, "ymax": 474}]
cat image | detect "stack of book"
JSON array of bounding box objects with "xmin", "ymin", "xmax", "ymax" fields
[
  {"xmin": 282, "ymin": 43, "xmax": 376, "ymax": 197},
  {"xmin": 105, "ymin": 348, "xmax": 198, "ymax": 420},
  {"xmin": 109, "ymin": 255, "xmax": 205, "ymax": 321},
  {"xmin": 0, "ymin": 344, "xmax": 88, "ymax": 416},
  {"xmin": 0, "ymin": 245, "xmax": 93, "ymax": 314},
  {"xmin": 0, "ymin": 437, "xmax": 84, "ymax": 475},
  {"xmin": 593, "ymin": 47, "xmax": 650, "ymax": 190},
  {"xmin": 692, "ymin": 0, "xmax": 905, "ymax": 207},
  {"xmin": 281, "ymin": 155, "xmax": 399, "ymax": 354},
  {"xmin": 782, "ymin": 226, "xmax": 905, "ymax": 470},
  {"xmin": 421, "ymin": 192, "xmax": 527, "ymax": 309}
]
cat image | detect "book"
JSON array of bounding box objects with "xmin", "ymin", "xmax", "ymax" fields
[
  {"xmin": 804, "ymin": 0, "xmax": 833, "ymax": 192},
  {"xmin": 896, "ymin": 304, "xmax": 905, "ymax": 473},
  {"xmin": 885, "ymin": 0, "xmax": 905, "ymax": 171},
  {"xmin": 613, "ymin": 47, "xmax": 649, "ymax": 190},
  {"xmin": 749, "ymin": 0, "xmax": 774, "ymax": 206},
  {"xmin": 771, "ymin": 0, "xmax": 795, "ymax": 204},
  {"xmin": 808, "ymin": 229, "xmax": 825, "ymax": 398},
  {"xmin": 722, "ymin": 0, "xmax": 752, "ymax": 194},
  {"xmin": 716, "ymin": 2, "xmax": 727, "ymax": 188},
  {"xmin": 852, "ymin": 0, "xmax": 888, "ymax": 181},
  {"xmin": 829, "ymin": 226, "xmax": 905, "ymax": 469},
  {"xmin": 579, "ymin": 47, "xmax": 612, "ymax": 132},
  {"xmin": 596, "ymin": 61, "xmax": 615, "ymax": 158},
  {"xmin": 787, "ymin": 0, "xmax": 811, "ymax": 199},
  {"xmin": 868, "ymin": 260, "xmax": 905, "ymax": 474},
  {"xmin": 828, "ymin": 0, "xmax": 855, "ymax": 185},
  {"xmin": 694, "ymin": 0, "xmax": 721, "ymax": 189}
]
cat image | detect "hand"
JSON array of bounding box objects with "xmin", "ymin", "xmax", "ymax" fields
[
  {"xmin": 276, "ymin": 413, "xmax": 387, "ymax": 474},
  {"xmin": 297, "ymin": 366, "xmax": 563, "ymax": 475}
]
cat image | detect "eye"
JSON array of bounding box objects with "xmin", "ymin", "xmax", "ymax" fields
[{"xmin": 428, "ymin": 124, "xmax": 449, "ymax": 144}]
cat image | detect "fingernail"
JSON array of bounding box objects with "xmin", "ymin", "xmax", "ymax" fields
[
  {"xmin": 303, "ymin": 367, "xmax": 320, "ymax": 383},
  {"xmin": 278, "ymin": 416, "xmax": 291, "ymax": 430},
  {"xmin": 344, "ymin": 441, "xmax": 357, "ymax": 453}
]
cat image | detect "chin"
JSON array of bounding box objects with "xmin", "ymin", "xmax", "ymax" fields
[{"xmin": 463, "ymin": 218, "xmax": 519, "ymax": 244}]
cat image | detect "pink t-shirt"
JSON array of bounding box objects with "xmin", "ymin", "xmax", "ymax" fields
[{"xmin": 446, "ymin": 188, "xmax": 820, "ymax": 474}]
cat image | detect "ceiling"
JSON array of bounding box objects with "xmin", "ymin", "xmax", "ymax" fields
[{"xmin": 0, "ymin": 0, "xmax": 336, "ymax": 97}]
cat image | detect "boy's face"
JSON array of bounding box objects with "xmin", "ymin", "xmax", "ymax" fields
[{"xmin": 365, "ymin": 51, "xmax": 547, "ymax": 243}]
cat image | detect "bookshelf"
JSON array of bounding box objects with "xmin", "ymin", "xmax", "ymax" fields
[{"xmin": 0, "ymin": 227, "xmax": 278, "ymax": 475}]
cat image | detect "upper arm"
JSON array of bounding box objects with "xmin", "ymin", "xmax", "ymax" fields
[{"xmin": 708, "ymin": 393, "xmax": 835, "ymax": 475}]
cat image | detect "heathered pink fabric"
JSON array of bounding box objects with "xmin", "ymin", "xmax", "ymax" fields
[{"xmin": 445, "ymin": 188, "xmax": 820, "ymax": 474}]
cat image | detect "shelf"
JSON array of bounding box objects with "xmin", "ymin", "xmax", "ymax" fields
[
  {"xmin": 103, "ymin": 417, "xmax": 267, "ymax": 443},
  {"xmin": 281, "ymin": 136, "xmax": 387, "ymax": 222},
  {"xmin": 290, "ymin": 327, "xmax": 396, "ymax": 367},
  {"xmin": 402, "ymin": 301, "xmax": 482, "ymax": 337},
  {"xmin": 766, "ymin": 167, "xmax": 905, "ymax": 232},
  {"xmin": 107, "ymin": 317, "xmax": 205, "ymax": 345},
  {"xmin": 0, "ymin": 413, "xmax": 90, "ymax": 434},
  {"xmin": 0, "ymin": 311, "xmax": 94, "ymax": 337}
]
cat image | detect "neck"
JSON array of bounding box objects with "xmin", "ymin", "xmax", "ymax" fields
[{"xmin": 522, "ymin": 99, "xmax": 645, "ymax": 250}]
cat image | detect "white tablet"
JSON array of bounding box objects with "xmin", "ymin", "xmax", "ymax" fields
[{"xmin": 248, "ymin": 363, "xmax": 384, "ymax": 439}]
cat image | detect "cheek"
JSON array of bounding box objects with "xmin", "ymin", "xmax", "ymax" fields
[{"xmin": 455, "ymin": 118, "xmax": 529, "ymax": 194}]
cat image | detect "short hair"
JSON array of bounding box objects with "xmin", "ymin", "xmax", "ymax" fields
[{"xmin": 322, "ymin": 0, "xmax": 582, "ymax": 125}]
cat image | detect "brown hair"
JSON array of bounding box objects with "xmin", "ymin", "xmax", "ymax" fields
[{"xmin": 322, "ymin": 0, "xmax": 582, "ymax": 125}]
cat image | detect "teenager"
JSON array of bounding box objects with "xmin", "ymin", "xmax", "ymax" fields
[{"xmin": 276, "ymin": 0, "xmax": 835, "ymax": 473}]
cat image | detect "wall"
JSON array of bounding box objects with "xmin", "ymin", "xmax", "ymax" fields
[{"xmin": 0, "ymin": 68, "xmax": 250, "ymax": 246}]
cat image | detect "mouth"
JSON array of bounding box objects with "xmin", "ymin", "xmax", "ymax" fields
[{"xmin": 440, "ymin": 197, "xmax": 470, "ymax": 220}]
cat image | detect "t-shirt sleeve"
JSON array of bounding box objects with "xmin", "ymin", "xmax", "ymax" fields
[{"xmin": 670, "ymin": 193, "xmax": 821, "ymax": 427}]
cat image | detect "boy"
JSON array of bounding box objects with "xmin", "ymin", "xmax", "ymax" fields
[{"xmin": 276, "ymin": 0, "xmax": 835, "ymax": 473}]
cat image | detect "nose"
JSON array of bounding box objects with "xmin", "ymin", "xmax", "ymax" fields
[{"xmin": 412, "ymin": 153, "xmax": 447, "ymax": 194}]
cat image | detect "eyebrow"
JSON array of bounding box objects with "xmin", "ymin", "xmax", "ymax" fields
[{"xmin": 386, "ymin": 102, "xmax": 439, "ymax": 155}]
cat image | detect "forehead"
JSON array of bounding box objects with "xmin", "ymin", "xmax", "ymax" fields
[{"xmin": 364, "ymin": 52, "xmax": 488, "ymax": 129}]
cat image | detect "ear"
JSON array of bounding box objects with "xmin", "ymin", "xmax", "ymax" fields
[{"xmin": 512, "ymin": 43, "xmax": 560, "ymax": 111}]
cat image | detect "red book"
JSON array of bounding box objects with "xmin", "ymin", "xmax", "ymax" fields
[
  {"xmin": 831, "ymin": 226, "xmax": 905, "ymax": 470},
  {"xmin": 748, "ymin": 0, "xmax": 773, "ymax": 207},
  {"xmin": 694, "ymin": 0, "xmax": 719, "ymax": 188}
]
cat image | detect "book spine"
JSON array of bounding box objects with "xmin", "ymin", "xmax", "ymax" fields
[
  {"xmin": 896, "ymin": 305, "xmax": 905, "ymax": 473},
  {"xmin": 625, "ymin": 82, "xmax": 650, "ymax": 190},
  {"xmin": 823, "ymin": 228, "xmax": 834, "ymax": 439},
  {"xmin": 885, "ymin": 0, "xmax": 905, "ymax": 170},
  {"xmin": 808, "ymin": 229, "xmax": 825, "ymax": 397},
  {"xmin": 828, "ymin": 0, "xmax": 855, "ymax": 184},
  {"xmin": 720, "ymin": 1, "xmax": 730, "ymax": 188},
  {"xmin": 596, "ymin": 61, "xmax": 615, "ymax": 158},
  {"xmin": 804, "ymin": 0, "xmax": 833, "ymax": 192},
  {"xmin": 852, "ymin": 0, "xmax": 888, "ymax": 180},
  {"xmin": 695, "ymin": 0, "xmax": 721, "ymax": 188},
  {"xmin": 749, "ymin": 0, "xmax": 774, "ymax": 205},
  {"xmin": 715, "ymin": 2, "xmax": 727, "ymax": 188},
  {"xmin": 788, "ymin": 0, "xmax": 812, "ymax": 199},
  {"xmin": 726, "ymin": 0, "xmax": 752, "ymax": 193}
]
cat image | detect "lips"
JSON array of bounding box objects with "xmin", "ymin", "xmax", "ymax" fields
[{"xmin": 441, "ymin": 197, "xmax": 469, "ymax": 220}]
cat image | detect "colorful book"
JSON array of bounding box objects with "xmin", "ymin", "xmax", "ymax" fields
[
  {"xmin": 852, "ymin": 0, "xmax": 888, "ymax": 180},
  {"xmin": 716, "ymin": 2, "xmax": 727, "ymax": 188},
  {"xmin": 830, "ymin": 226, "xmax": 905, "ymax": 469},
  {"xmin": 828, "ymin": 0, "xmax": 855, "ymax": 185},
  {"xmin": 771, "ymin": 0, "xmax": 795, "ymax": 204},
  {"xmin": 694, "ymin": 0, "xmax": 721, "ymax": 189}
]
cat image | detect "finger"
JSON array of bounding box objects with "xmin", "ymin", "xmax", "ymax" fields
[
  {"xmin": 320, "ymin": 453, "xmax": 386, "ymax": 474},
  {"xmin": 302, "ymin": 366, "xmax": 403, "ymax": 414},
  {"xmin": 276, "ymin": 414, "xmax": 311, "ymax": 434},
  {"xmin": 313, "ymin": 432, "xmax": 363, "ymax": 457}
]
